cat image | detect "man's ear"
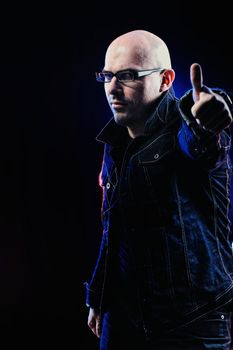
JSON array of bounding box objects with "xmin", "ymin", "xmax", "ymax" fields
[{"xmin": 159, "ymin": 69, "xmax": 175, "ymax": 92}]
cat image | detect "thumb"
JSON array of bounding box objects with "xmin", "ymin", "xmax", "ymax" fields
[{"xmin": 190, "ymin": 63, "xmax": 203, "ymax": 102}]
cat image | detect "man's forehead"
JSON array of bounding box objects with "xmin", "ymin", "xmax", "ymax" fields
[{"xmin": 105, "ymin": 45, "xmax": 147, "ymax": 69}]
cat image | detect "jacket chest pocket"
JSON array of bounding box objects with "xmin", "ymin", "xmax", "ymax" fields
[
  {"xmin": 138, "ymin": 132, "xmax": 176, "ymax": 165},
  {"xmin": 129, "ymin": 133, "xmax": 177, "ymax": 200}
]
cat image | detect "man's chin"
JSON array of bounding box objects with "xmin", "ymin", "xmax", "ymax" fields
[{"xmin": 113, "ymin": 113, "xmax": 129, "ymax": 127}]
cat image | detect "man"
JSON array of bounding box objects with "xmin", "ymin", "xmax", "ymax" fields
[{"xmin": 85, "ymin": 30, "xmax": 233, "ymax": 349}]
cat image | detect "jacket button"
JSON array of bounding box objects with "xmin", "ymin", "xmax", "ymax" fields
[{"xmin": 106, "ymin": 182, "xmax": 110, "ymax": 189}]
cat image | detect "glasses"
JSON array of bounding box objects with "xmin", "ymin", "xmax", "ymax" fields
[{"xmin": 95, "ymin": 68, "xmax": 164, "ymax": 83}]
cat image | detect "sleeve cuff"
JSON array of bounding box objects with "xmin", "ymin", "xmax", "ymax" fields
[{"xmin": 84, "ymin": 282, "xmax": 101, "ymax": 309}]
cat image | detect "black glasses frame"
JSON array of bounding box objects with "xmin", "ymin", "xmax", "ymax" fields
[{"xmin": 96, "ymin": 68, "xmax": 165, "ymax": 83}]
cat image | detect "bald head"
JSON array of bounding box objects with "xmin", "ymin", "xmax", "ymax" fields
[
  {"xmin": 103, "ymin": 30, "xmax": 175, "ymax": 138},
  {"xmin": 105, "ymin": 30, "xmax": 172, "ymax": 70}
]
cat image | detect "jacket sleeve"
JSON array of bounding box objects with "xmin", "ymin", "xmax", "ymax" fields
[
  {"xmin": 85, "ymin": 148, "xmax": 111, "ymax": 309},
  {"xmin": 85, "ymin": 231, "xmax": 108, "ymax": 309},
  {"xmin": 177, "ymin": 89, "xmax": 232, "ymax": 168}
]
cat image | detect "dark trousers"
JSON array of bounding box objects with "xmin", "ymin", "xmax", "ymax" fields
[{"xmin": 100, "ymin": 308, "xmax": 232, "ymax": 350}]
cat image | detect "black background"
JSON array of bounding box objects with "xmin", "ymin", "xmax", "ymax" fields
[{"xmin": 0, "ymin": 4, "xmax": 233, "ymax": 348}]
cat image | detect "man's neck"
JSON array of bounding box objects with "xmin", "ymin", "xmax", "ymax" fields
[{"xmin": 127, "ymin": 125, "xmax": 145, "ymax": 139}]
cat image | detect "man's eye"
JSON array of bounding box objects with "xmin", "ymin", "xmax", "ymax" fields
[
  {"xmin": 104, "ymin": 73, "xmax": 113, "ymax": 80},
  {"xmin": 118, "ymin": 72, "xmax": 134, "ymax": 81}
]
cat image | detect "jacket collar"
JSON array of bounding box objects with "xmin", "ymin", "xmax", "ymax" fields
[{"xmin": 96, "ymin": 87, "xmax": 177, "ymax": 146}]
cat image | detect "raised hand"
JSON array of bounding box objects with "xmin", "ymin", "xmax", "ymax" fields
[{"xmin": 190, "ymin": 63, "xmax": 232, "ymax": 133}]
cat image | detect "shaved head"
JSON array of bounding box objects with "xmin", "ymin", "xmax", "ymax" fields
[
  {"xmin": 105, "ymin": 30, "xmax": 172, "ymax": 70},
  {"xmin": 103, "ymin": 30, "xmax": 175, "ymax": 138}
]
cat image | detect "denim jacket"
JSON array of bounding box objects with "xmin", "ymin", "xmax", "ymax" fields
[{"xmin": 85, "ymin": 87, "xmax": 233, "ymax": 334}]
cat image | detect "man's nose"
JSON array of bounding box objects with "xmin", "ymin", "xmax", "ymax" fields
[{"xmin": 106, "ymin": 76, "xmax": 122, "ymax": 94}]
